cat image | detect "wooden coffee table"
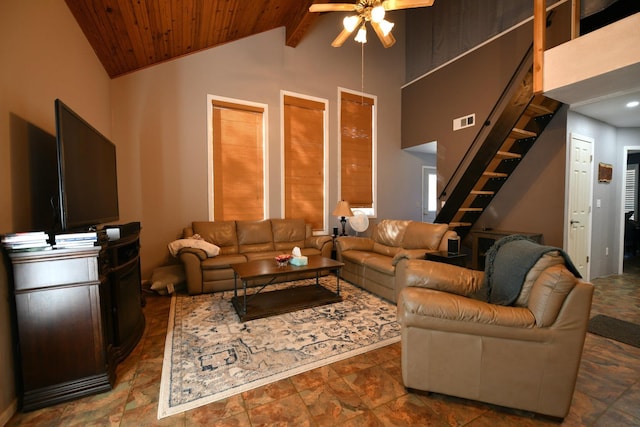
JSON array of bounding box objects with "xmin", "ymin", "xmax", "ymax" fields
[{"xmin": 231, "ymin": 255, "xmax": 344, "ymax": 322}]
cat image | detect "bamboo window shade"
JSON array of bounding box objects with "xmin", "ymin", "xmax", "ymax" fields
[
  {"xmin": 212, "ymin": 100, "xmax": 264, "ymax": 221},
  {"xmin": 340, "ymin": 91, "xmax": 374, "ymax": 208},
  {"xmin": 283, "ymin": 95, "xmax": 326, "ymax": 231}
]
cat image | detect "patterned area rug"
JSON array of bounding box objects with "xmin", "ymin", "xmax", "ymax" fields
[{"xmin": 158, "ymin": 277, "xmax": 400, "ymax": 419}]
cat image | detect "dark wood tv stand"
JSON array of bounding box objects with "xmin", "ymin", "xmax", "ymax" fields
[{"xmin": 7, "ymin": 226, "xmax": 144, "ymax": 411}]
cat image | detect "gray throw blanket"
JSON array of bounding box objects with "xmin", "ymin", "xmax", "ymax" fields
[{"xmin": 484, "ymin": 235, "xmax": 581, "ymax": 305}]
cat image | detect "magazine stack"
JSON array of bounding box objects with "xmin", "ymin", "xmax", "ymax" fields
[
  {"xmin": 1, "ymin": 231, "xmax": 52, "ymax": 252},
  {"xmin": 54, "ymin": 231, "xmax": 98, "ymax": 249}
]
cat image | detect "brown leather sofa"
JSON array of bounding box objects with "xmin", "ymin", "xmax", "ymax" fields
[
  {"xmin": 178, "ymin": 218, "xmax": 332, "ymax": 295},
  {"xmin": 396, "ymin": 251, "xmax": 593, "ymax": 419},
  {"xmin": 335, "ymin": 219, "xmax": 457, "ymax": 302}
]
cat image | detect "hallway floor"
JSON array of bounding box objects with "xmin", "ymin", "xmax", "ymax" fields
[{"xmin": 7, "ymin": 264, "xmax": 640, "ymax": 426}]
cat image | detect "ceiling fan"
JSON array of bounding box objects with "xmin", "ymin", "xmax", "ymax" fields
[{"xmin": 309, "ymin": 0, "xmax": 435, "ymax": 48}]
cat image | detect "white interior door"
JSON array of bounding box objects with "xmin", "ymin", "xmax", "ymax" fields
[
  {"xmin": 567, "ymin": 133, "xmax": 594, "ymax": 280},
  {"xmin": 422, "ymin": 166, "xmax": 436, "ymax": 223}
]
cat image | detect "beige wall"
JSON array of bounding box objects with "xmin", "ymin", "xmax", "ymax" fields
[
  {"xmin": 0, "ymin": 1, "xmax": 111, "ymax": 422},
  {"xmin": 110, "ymin": 12, "xmax": 418, "ymax": 279}
]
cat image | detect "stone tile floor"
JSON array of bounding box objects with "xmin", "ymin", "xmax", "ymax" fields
[{"xmin": 7, "ymin": 257, "xmax": 640, "ymax": 426}]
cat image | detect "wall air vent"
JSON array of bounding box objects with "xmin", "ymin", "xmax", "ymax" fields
[{"xmin": 453, "ymin": 113, "xmax": 476, "ymax": 131}]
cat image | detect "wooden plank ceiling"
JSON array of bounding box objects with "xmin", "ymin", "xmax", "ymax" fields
[{"xmin": 64, "ymin": 0, "xmax": 327, "ymax": 78}]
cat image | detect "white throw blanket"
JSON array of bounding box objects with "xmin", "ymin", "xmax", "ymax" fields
[{"xmin": 168, "ymin": 237, "xmax": 220, "ymax": 257}]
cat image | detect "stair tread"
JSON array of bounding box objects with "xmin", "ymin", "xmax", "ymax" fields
[
  {"xmin": 510, "ymin": 128, "xmax": 537, "ymax": 139},
  {"xmin": 527, "ymin": 103, "xmax": 554, "ymax": 116},
  {"xmin": 483, "ymin": 171, "xmax": 508, "ymax": 178},
  {"xmin": 449, "ymin": 222, "xmax": 472, "ymax": 228},
  {"xmin": 470, "ymin": 190, "xmax": 495, "ymax": 195},
  {"xmin": 458, "ymin": 207, "xmax": 483, "ymax": 212},
  {"xmin": 496, "ymin": 151, "xmax": 522, "ymax": 159}
]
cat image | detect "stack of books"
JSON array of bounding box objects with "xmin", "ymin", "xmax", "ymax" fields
[
  {"xmin": 54, "ymin": 231, "xmax": 98, "ymax": 249},
  {"xmin": 2, "ymin": 231, "xmax": 52, "ymax": 252}
]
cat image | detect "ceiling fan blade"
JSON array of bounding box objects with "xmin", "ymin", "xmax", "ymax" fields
[
  {"xmin": 371, "ymin": 21, "xmax": 396, "ymax": 48},
  {"xmin": 309, "ymin": 3, "xmax": 357, "ymax": 13},
  {"xmin": 331, "ymin": 16, "xmax": 362, "ymax": 47},
  {"xmin": 383, "ymin": 0, "xmax": 435, "ymax": 10}
]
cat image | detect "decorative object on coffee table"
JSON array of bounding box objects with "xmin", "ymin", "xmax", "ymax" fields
[{"xmin": 275, "ymin": 254, "xmax": 292, "ymax": 267}]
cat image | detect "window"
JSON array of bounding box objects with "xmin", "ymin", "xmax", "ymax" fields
[
  {"xmin": 339, "ymin": 89, "xmax": 376, "ymax": 216},
  {"xmin": 208, "ymin": 96, "xmax": 267, "ymax": 221},
  {"xmin": 422, "ymin": 166, "xmax": 437, "ymax": 223},
  {"xmin": 626, "ymin": 164, "xmax": 638, "ymax": 221},
  {"xmin": 282, "ymin": 92, "xmax": 328, "ymax": 233}
]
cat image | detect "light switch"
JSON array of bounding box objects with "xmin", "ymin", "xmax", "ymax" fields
[{"xmin": 596, "ymin": 199, "xmax": 601, "ymax": 208}]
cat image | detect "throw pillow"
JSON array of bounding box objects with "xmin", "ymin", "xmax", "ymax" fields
[{"xmin": 150, "ymin": 264, "xmax": 186, "ymax": 295}]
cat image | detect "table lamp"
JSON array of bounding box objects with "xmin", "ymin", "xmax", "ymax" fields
[{"xmin": 332, "ymin": 200, "xmax": 354, "ymax": 236}]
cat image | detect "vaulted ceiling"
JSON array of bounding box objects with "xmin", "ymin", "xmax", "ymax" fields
[
  {"xmin": 64, "ymin": 0, "xmax": 324, "ymax": 78},
  {"xmin": 64, "ymin": 1, "xmax": 640, "ymax": 127}
]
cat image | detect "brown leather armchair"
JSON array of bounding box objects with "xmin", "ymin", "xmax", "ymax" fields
[{"xmin": 396, "ymin": 251, "xmax": 593, "ymax": 419}]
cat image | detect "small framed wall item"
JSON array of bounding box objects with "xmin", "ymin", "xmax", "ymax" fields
[{"xmin": 598, "ymin": 162, "xmax": 612, "ymax": 183}]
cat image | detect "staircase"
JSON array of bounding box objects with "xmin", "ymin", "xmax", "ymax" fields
[{"xmin": 435, "ymin": 45, "xmax": 562, "ymax": 240}]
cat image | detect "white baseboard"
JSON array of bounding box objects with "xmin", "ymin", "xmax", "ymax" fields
[{"xmin": 0, "ymin": 399, "xmax": 17, "ymax": 427}]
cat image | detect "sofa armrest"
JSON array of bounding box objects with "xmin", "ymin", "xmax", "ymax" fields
[
  {"xmin": 178, "ymin": 249, "xmax": 205, "ymax": 295},
  {"xmin": 392, "ymin": 249, "xmax": 427, "ymax": 265},
  {"xmin": 336, "ymin": 236, "xmax": 374, "ymax": 252},
  {"xmin": 399, "ymin": 287, "xmax": 536, "ymax": 329},
  {"xmin": 306, "ymin": 235, "xmax": 333, "ymax": 258},
  {"xmin": 396, "ymin": 259, "xmax": 485, "ymax": 300},
  {"xmin": 178, "ymin": 247, "xmax": 207, "ymax": 261},
  {"xmin": 305, "ymin": 235, "xmax": 331, "ymax": 250}
]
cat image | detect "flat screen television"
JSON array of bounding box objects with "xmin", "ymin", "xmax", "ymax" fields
[{"xmin": 55, "ymin": 99, "xmax": 119, "ymax": 231}]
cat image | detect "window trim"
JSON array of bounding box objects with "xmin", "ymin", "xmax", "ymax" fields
[
  {"xmin": 207, "ymin": 94, "xmax": 269, "ymax": 221},
  {"xmin": 280, "ymin": 90, "xmax": 330, "ymax": 235},
  {"xmin": 337, "ymin": 87, "xmax": 377, "ymax": 218}
]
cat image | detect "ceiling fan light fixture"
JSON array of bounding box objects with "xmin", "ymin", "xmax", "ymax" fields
[
  {"xmin": 380, "ymin": 19, "xmax": 395, "ymax": 36},
  {"xmin": 343, "ymin": 15, "xmax": 360, "ymax": 32},
  {"xmin": 355, "ymin": 25, "xmax": 367, "ymax": 43},
  {"xmin": 371, "ymin": 5, "xmax": 386, "ymax": 23}
]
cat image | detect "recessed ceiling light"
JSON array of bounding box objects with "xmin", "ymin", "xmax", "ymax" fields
[{"xmin": 626, "ymin": 101, "xmax": 639, "ymax": 108}]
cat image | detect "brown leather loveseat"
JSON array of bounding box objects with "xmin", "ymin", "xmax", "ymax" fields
[
  {"xmin": 396, "ymin": 238, "xmax": 593, "ymax": 419},
  {"xmin": 178, "ymin": 218, "xmax": 332, "ymax": 295},
  {"xmin": 335, "ymin": 219, "xmax": 457, "ymax": 302}
]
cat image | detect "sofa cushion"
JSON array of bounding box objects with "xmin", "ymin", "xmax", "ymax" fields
[
  {"xmin": 363, "ymin": 254, "xmax": 395, "ymax": 275},
  {"xmin": 372, "ymin": 242, "xmax": 402, "ymax": 257},
  {"xmin": 403, "ymin": 222, "xmax": 448, "ymax": 251},
  {"xmin": 373, "ymin": 219, "xmax": 410, "ymax": 247},
  {"xmin": 201, "ymin": 254, "xmax": 247, "ymax": 270},
  {"xmin": 272, "ymin": 218, "xmax": 306, "ymax": 251},
  {"xmin": 528, "ymin": 264, "xmax": 577, "ymax": 327},
  {"xmin": 192, "ymin": 221, "xmax": 239, "ymax": 255},
  {"xmin": 341, "ymin": 250, "xmax": 377, "ymax": 266},
  {"xmin": 237, "ymin": 220, "xmax": 275, "ymax": 253}
]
